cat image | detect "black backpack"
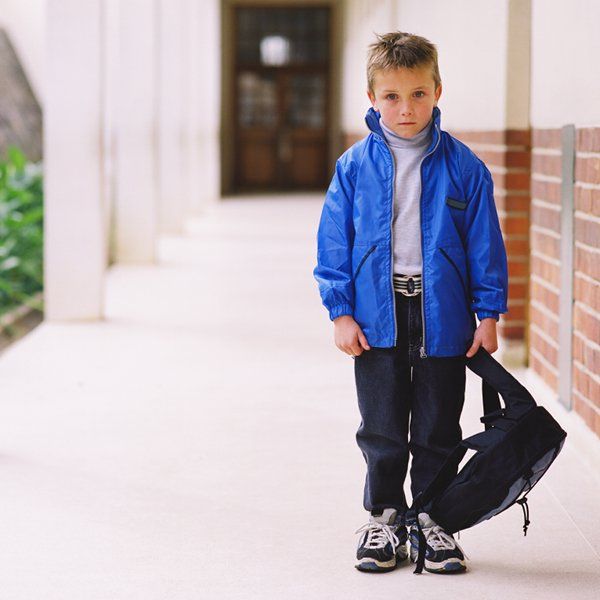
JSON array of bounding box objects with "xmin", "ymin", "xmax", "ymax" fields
[{"xmin": 406, "ymin": 347, "xmax": 567, "ymax": 574}]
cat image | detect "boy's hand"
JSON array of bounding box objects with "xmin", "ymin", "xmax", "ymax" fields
[
  {"xmin": 466, "ymin": 318, "xmax": 498, "ymax": 357},
  {"xmin": 333, "ymin": 315, "xmax": 371, "ymax": 357}
]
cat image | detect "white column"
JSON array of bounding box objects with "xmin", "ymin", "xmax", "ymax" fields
[
  {"xmin": 198, "ymin": 0, "xmax": 221, "ymax": 212},
  {"xmin": 157, "ymin": 0, "xmax": 185, "ymax": 233},
  {"xmin": 102, "ymin": 0, "xmax": 119, "ymax": 266},
  {"xmin": 44, "ymin": 0, "xmax": 106, "ymax": 320},
  {"xmin": 182, "ymin": 0, "xmax": 197, "ymax": 216},
  {"xmin": 185, "ymin": 0, "xmax": 221, "ymax": 215},
  {"xmin": 114, "ymin": 0, "xmax": 158, "ymax": 262}
]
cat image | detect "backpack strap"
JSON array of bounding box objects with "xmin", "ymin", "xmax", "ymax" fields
[
  {"xmin": 408, "ymin": 441, "xmax": 466, "ymax": 573},
  {"xmin": 482, "ymin": 380, "xmax": 502, "ymax": 431},
  {"xmin": 466, "ymin": 347, "xmax": 536, "ymax": 421},
  {"xmin": 407, "ymin": 443, "xmax": 467, "ymax": 521}
]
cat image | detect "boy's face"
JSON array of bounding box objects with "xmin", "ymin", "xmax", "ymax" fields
[{"xmin": 367, "ymin": 65, "xmax": 442, "ymax": 139}]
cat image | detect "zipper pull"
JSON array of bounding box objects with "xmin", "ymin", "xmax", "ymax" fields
[{"xmin": 420, "ymin": 346, "xmax": 427, "ymax": 358}]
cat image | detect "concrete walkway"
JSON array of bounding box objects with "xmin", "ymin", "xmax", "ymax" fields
[{"xmin": 0, "ymin": 195, "xmax": 598, "ymax": 599}]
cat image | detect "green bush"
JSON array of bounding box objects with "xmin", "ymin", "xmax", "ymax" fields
[{"xmin": 0, "ymin": 146, "xmax": 44, "ymax": 318}]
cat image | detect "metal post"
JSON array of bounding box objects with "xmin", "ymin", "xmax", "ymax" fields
[{"xmin": 558, "ymin": 124, "xmax": 575, "ymax": 409}]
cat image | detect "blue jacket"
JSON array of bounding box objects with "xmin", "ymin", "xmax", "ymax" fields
[{"xmin": 313, "ymin": 105, "xmax": 508, "ymax": 357}]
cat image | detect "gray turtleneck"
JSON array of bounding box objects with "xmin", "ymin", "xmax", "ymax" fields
[{"xmin": 380, "ymin": 116, "xmax": 433, "ymax": 276}]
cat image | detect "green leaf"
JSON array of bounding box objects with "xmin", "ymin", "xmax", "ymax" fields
[{"xmin": 0, "ymin": 147, "xmax": 43, "ymax": 315}]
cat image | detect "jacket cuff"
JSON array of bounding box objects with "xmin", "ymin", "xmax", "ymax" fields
[
  {"xmin": 329, "ymin": 304, "xmax": 354, "ymax": 321},
  {"xmin": 476, "ymin": 310, "xmax": 500, "ymax": 321}
]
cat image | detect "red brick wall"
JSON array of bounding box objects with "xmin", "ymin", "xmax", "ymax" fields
[
  {"xmin": 572, "ymin": 127, "xmax": 600, "ymax": 434},
  {"xmin": 529, "ymin": 130, "xmax": 561, "ymax": 391},
  {"xmin": 529, "ymin": 127, "xmax": 600, "ymax": 437}
]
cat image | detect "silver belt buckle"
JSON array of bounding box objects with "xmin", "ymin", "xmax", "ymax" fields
[{"xmin": 396, "ymin": 274, "xmax": 421, "ymax": 297}]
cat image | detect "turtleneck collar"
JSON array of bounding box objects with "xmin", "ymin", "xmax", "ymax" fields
[
  {"xmin": 379, "ymin": 116, "xmax": 433, "ymax": 149},
  {"xmin": 365, "ymin": 105, "xmax": 441, "ymax": 156}
]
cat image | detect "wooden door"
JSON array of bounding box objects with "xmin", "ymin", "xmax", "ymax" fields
[{"xmin": 233, "ymin": 6, "xmax": 330, "ymax": 192}]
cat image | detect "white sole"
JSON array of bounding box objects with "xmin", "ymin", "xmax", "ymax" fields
[
  {"xmin": 356, "ymin": 556, "xmax": 397, "ymax": 569},
  {"xmin": 355, "ymin": 548, "xmax": 409, "ymax": 571}
]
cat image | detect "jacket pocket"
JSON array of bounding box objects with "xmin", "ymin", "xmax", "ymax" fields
[
  {"xmin": 439, "ymin": 247, "xmax": 471, "ymax": 310},
  {"xmin": 353, "ymin": 244, "xmax": 377, "ymax": 280},
  {"xmin": 446, "ymin": 196, "xmax": 468, "ymax": 210}
]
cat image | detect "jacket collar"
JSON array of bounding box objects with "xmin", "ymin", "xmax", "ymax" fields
[{"xmin": 365, "ymin": 105, "xmax": 441, "ymax": 153}]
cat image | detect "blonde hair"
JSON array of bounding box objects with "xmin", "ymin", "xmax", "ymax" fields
[{"xmin": 366, "ymin": 31, "xmax": 441, "ymax": 95}]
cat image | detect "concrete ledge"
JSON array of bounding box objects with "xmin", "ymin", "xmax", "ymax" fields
[{"xmin": 0, "ymin": 293, "xmax": 43, "ymax": 354}]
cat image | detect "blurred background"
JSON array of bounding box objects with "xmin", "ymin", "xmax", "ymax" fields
[{"xmin": 0, "ymin": 1, "xmax": 598, "ymax": 598}]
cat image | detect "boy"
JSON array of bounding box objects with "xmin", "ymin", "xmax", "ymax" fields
[{"xmin": 313, "ymin": 32, "xmax": 508, "ymax": 574}]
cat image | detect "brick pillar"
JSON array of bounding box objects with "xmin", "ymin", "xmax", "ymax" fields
[
  {"xmin": 572, "ymin": 127, "xmax": 600, "ymax": 434},
  {"xmin": 529, "ymin": 126, "xmax": 600, "ymax": 437},
  {"xmin": 529, "ymin": 129, "xmax": 562, "ymax": 389}
]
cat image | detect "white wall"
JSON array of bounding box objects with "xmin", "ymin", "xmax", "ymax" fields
[
  {"xmin": 394, "ymin": 0, "xmax": 510, "ymax": 131},
  {"xmin": 341, "ymin": 0, "xmax": 396, "ymax": 135},
  {"xmin": 0, "ymin": 0, "xmax": 45, "ymax": 102},
  {"xmin": 531, "ymin": 0, "xmax": 600, "ymax": 128},
  {"xmin": 343, "ymin": 0, "xmax": 514, "ymax": 133},
  {"xmin": 344, "ymin": 0, "xmax": 600, "ymax": 133}
]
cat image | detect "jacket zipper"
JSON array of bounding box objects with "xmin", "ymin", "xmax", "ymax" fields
[
  {"xmin": 354, "ymin": 244, "xmax": 377, "ymax": 280},
  {"xmin": 377, "ymin": 136, "xmax": 398, "ymax": 346},
  {"xmin": 377, "ymin": 120, "xmax": 441, "ymax": 352},
  {"xmin": 418, "ymin": 123, "xmax": 441, "ymax": 358}
]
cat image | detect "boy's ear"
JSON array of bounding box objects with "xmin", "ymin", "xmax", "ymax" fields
[{"xmin": 367, "ymin": 89, "xmax": 378, "ymax": 110}]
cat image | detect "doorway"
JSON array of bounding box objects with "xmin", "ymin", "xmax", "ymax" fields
[{"xmin": 230, "ymin": 5, "xmax": 332, "ymax": 192}]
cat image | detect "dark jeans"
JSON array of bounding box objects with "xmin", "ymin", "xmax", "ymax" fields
[{"xmin": 354, "ymin": 291, "xmax": 466, "ymax": 523}]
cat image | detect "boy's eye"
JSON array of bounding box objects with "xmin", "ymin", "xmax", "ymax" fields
[{"xmin": 385, "ymin": 92, "xmax": 425, "ymax": 100}]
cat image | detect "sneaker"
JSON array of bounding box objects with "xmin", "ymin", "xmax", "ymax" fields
[
  {"xmin": 408, "ymin": 512, "xmax": 468, "ymax": 573},
  {"xmin": 354, "ymin": 507, "xmax": 408, "ymax": 573}
]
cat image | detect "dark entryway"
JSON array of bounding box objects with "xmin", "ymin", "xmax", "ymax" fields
[{"xmin": 232, "ymin": 5, "xmax": 330, "ymax": 192}]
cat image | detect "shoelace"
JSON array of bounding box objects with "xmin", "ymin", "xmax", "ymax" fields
[
  {"xmin": 355, "ymin": 521, "xmax": 401, "ymax": 551},
  {"xmin": 419, "ymin": 524, "xmax": 470, "ymax": 560}
]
